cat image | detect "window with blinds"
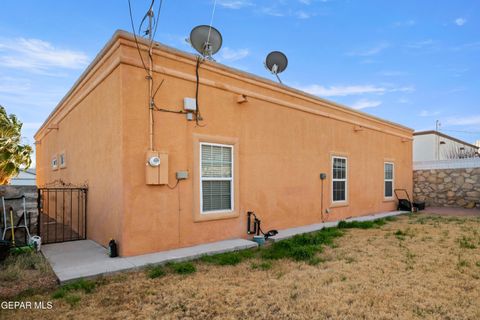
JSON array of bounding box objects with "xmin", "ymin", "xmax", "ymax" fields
[
  {"xmin": 200, "ymin": 143, "xmax": 234, "ymax": 213},
  {"xmin": 332, "ymin": 156, "xmax": 347, "ymax": 202},
  {"xmin": 384, "ymin": 162, "xmax": 394, "ymax": 198}
]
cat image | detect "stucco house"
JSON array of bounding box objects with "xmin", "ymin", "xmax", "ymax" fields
[
  {"xmin": 413, "ymin": 130, "xmax": 479, "ymax": 161},
  {"xmin": 35, "ymin": 31, "xmax": 413, "ymax": 257}
]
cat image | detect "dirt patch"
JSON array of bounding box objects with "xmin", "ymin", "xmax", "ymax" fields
[{"xmin": 4, "ymin": 213, "xmax": 480, "ymax": 319}]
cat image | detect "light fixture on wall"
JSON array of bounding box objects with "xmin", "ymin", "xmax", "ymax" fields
[{"xmin": 439, "ymin": 141, "xmax": 446, "ymax": 145}]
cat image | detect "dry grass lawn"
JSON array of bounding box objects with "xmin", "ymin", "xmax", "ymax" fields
[{"xmin": 4, "ymin": 213, "xmax": 480, "ymax": 319}]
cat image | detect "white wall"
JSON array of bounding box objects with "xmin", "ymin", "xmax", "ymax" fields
[
  {"xmin": 413, "ymin": 133, "xmax": 478, "ymax": 161},
  {"xmin": 413, "ymin": 134, "xmax": 436, "ymax": 161}
]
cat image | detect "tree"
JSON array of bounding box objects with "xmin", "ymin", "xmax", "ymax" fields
[{"xmin": 0, "ymin": 105, "xmax": 33, "ymax": 185}]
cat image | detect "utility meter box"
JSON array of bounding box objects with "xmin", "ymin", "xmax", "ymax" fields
[
  {"xmin": 145, "ymin": 150, "xmax": 169, "ymax": 185},
  {"xmin": 183, "ymin": 97, "xmax": 197, "ymax": 111}
]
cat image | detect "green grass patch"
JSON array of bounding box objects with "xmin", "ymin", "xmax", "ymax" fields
[
  {"xmin": 65, "ymin": 294, "xmax": 81, "ymax": 306},
  {"xmin": 201, "ymin": 249, "xmax": 255, "ymax": 266},
  {"xmin": 337, "ymin": 218, "xmax": 386, "ymax": 229},
  {"xmin": 261, "ymin": 227, "xmax": 343, "ymax": 262},
  {"xmin": 52, "ymin": 279, "xmax": 96, "ymax": 299},
  {"xmin": 458, "ymin": 236, "xmax": 476, "ymax": 249},
  {"xmin": 167, "ymin": 261, "xmax": 196, "ymax": 275},
  {"xmin": 146, "ymin": 265, "xmax": 166, "ymax": 279}
]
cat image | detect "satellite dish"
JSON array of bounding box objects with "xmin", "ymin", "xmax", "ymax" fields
[
  {"xmin": 189, "ymin": 25, "xmax": 223, "ymax": 59},
  {"xmin": 265, "ymin": 51, "xmax": 288, "ymax": 84}
]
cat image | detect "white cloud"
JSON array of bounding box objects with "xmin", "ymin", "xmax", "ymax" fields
[
  {"xmin": 217, "ymin": 0, "xmax": 252, "ymax": 9},
  {"xmin": 298, "ymin": 0, "xmax": 312, "ymax": 4},
  {"xmin": 218, "ymin": 47, "xmax": 250, "ymax": 62},
  {"xmin": 259, "ymin": 6, "xmax": 285, "ymax": 17},
  {"xmin": 378, "ymin": 70, "xmax": 408, "ymax": 77},
  {"xmin": 419, "ymin": 110, "xmax": 440, "ymax": 117},
  {"xmin": 393, "ymin": 20, "xmax": 416, "ymax": 27},
  {"xmin": 445, "ymin": 116, "xmax": 480, "ymax": 126},
  {"xmin": 300, "ymin": 85, "xmax": 386, "ymax": 97},
  {"xmin": 406, "ymin": 39, "xmax": 436, "ymax": 49},
  {"xmin": 351, "ymin": 99, "xmax": 382, "ymax": 110},
  {"xmin": 454, "ymin": 18, "xmax": 467, "ymax": 26},
  {"xmin": 0, "ymin": 37, "xmax": 89, "ymax": 73},
  {"xmin": 296, "ymin": 10, "xmax": 312, "ymax": 19},
  {"xmin": 347, "ymin": 43, "xmax": 389, "ymax": 56},
  {"xmin": 299, "ymin": 83, "xmax": 414, "ymax": 97}
]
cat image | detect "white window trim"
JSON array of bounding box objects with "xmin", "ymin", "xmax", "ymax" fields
[
  {"xmin": 332, "ymin": 156, "xmax": 348, "ymax": 203},
  {"xmin": 199, "ymin": 142, "xmax": 234, "ymax": 214},
  {"xmin": 384, "ymin": 162, "xmax": 394, "ymax": 199}
]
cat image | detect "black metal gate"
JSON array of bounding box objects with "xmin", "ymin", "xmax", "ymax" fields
[{"xmin": 37, "ymin": 188, "xmax": 87, "ymax": 244}]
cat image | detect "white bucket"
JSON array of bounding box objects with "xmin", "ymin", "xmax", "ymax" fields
[{"xmin": 30, "ymin": 235, "xmax": 42, "ymax": 252}]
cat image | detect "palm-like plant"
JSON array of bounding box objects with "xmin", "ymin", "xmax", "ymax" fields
[{"xmin": 0, "ymin": 105, "xmax": 33, "ymax": 185}]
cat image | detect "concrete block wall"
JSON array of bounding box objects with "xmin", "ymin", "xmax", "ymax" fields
[{"xmin": 413, "ymin": 168, "xmax": 480, "ymax": 207}]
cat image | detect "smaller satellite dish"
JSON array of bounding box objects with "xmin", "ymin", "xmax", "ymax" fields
[
  {"xmin": 189, "ymin": 25, "xmax": 223, "ymax": 59},
  {"xmin": 265, "ymin": 51, "xmax": 288, "ymax": 83}
]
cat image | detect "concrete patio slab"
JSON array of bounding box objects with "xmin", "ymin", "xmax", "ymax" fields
[
  {"xmin": 42, "ymin": 238, "xmax": 258, "ymax": 283},
  {"xmin": 269, "ymin": 210, "xmax": 409, "ymax": 242}
]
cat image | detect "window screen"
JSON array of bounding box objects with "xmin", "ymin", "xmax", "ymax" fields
[
  {"xmin": 200, "ymin": 143, "xmax": 233, "ymax": 212},
  {"xmin": 332, "ymin": 157, "xmax": 347, "ymax": 202},
  {"xmin": 384, "ymin": 162, "xmax": 394, "ymax": 198}
]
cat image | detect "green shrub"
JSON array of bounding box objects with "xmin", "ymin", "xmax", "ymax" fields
[{"xmin": 168, "ymin": 261, "xmax": 196, "ymax": 275}]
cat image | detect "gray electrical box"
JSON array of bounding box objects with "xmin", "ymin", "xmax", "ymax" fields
[{"xmin": 176, "ymin": 171, "xmax": 189, "ymax": 180}]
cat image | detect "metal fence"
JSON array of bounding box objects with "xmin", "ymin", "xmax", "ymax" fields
[
  {"xmin": 413, "ymin": 158, "xmax": 480, "ymax": 170},
  {"xmin": 37, "ymin": 188, "xmax": 87, "ymax": 244}
]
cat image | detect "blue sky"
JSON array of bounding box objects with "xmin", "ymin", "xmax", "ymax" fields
[{"xmin": 1, "ymin": 0, "xmax": 479, "ymax": 163}]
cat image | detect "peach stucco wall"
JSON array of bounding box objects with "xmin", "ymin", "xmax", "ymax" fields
[{"xmin": 36, "ymin": 31, "xmax": 413, "ymax": 256}]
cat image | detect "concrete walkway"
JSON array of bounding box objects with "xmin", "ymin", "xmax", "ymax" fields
[
  {"xmin": 270, "ymin": 210, "xmax": 409, "ymax": 241},
  {"xmin": 42, "ymin": 239, "xmax": 258, "ymax": 283},
  {"xmin": 43, "ymin": 210, "xmax": 408, "ymax": 283}
]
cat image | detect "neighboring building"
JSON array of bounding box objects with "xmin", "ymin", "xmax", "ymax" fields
[
  {"xmin": 413, "ymin": 131, "xmax": 479, "ymax": 161},
  {"xmin": 35, "ymin": 31, "xmax": 413, "ymax": 257},
  {"xmin": 9, "ymin": 168, "xmax": 36, "ymax": 186}
]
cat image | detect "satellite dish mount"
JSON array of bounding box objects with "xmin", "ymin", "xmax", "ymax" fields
[{"xmin": 265, "ymin": 51, "xmax": 288, "ymax": 84}]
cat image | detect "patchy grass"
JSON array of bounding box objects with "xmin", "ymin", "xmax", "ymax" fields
[
  {"xmin": 337, "ymin": 218, "xmax": 387, "ymax": 229},
  {"xmin": 6, "ymin": 213, "xmax": 480, "ymax": 320},
  {"xmin": 146, "ymin": 265, "xmax": 166, "ymax": 279},
  {"xmin": 260, "ymin": 227, "xmax": 343, "ymax": 261},
  {"xmin": 458, "ymin": 235, "xmax": 477, "ymax": 249},
  {"xmin": 0, "ymin": 250, "xmax": 56, "ymax": 299},
  {"xmin": 250, "ymin": 261, "xmax": 272, "ymax": 270},
  {"xmin": 167, "ymin": 261, "xmax": 196, "ymax": 275},
  {"xmin": 201, "ymin": 249, "xmax": 255, "ymax": 266}
]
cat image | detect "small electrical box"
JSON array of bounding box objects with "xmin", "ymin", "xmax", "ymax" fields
[
  {"xmin": 176, "ymin": 171, "xmax": 189, "ymax": 180},
  {"xmin": 146, "ymin": 151, "xmax": 169, "ymax": 185},
  {"xmin": 183, "ymin": 98, "xmax": 197, "ymax": 111},
  {"xmin": 320, "ymin": 173, "xmax": 327, "ymax": 180}
]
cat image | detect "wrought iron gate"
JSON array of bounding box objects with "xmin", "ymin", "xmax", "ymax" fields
[{"xmin": 37, "ymin": 188, "xmax": 87, "ymax": 244}]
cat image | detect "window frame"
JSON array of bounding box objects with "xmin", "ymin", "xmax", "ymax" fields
[
  {"xmin": 59, "ymin": 151, "xmax": 66, "ymax": 169},
  {"xmin": 384, "ymin": 162, "xmax": 394, "ymax": 200},
  {"xmin": 331, "ymin": 156, "xmax": 348, "ymax": 204},
  {"xmin": 51, "ymin": 155, "xmax": 58, "ymax": 171},
  {"xmin": 199, "ymin": 142, "xmax": 234, "ymax": 214}
]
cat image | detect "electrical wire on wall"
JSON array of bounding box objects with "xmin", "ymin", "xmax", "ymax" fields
[{"xmin": 127, "ymin": 0, "xmax": 165, "ymax": 151}]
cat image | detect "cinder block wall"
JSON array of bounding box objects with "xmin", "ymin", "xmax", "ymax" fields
[{"xmin": 413, "ymin": 168, "xmax": 480, "ymax": 207}]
